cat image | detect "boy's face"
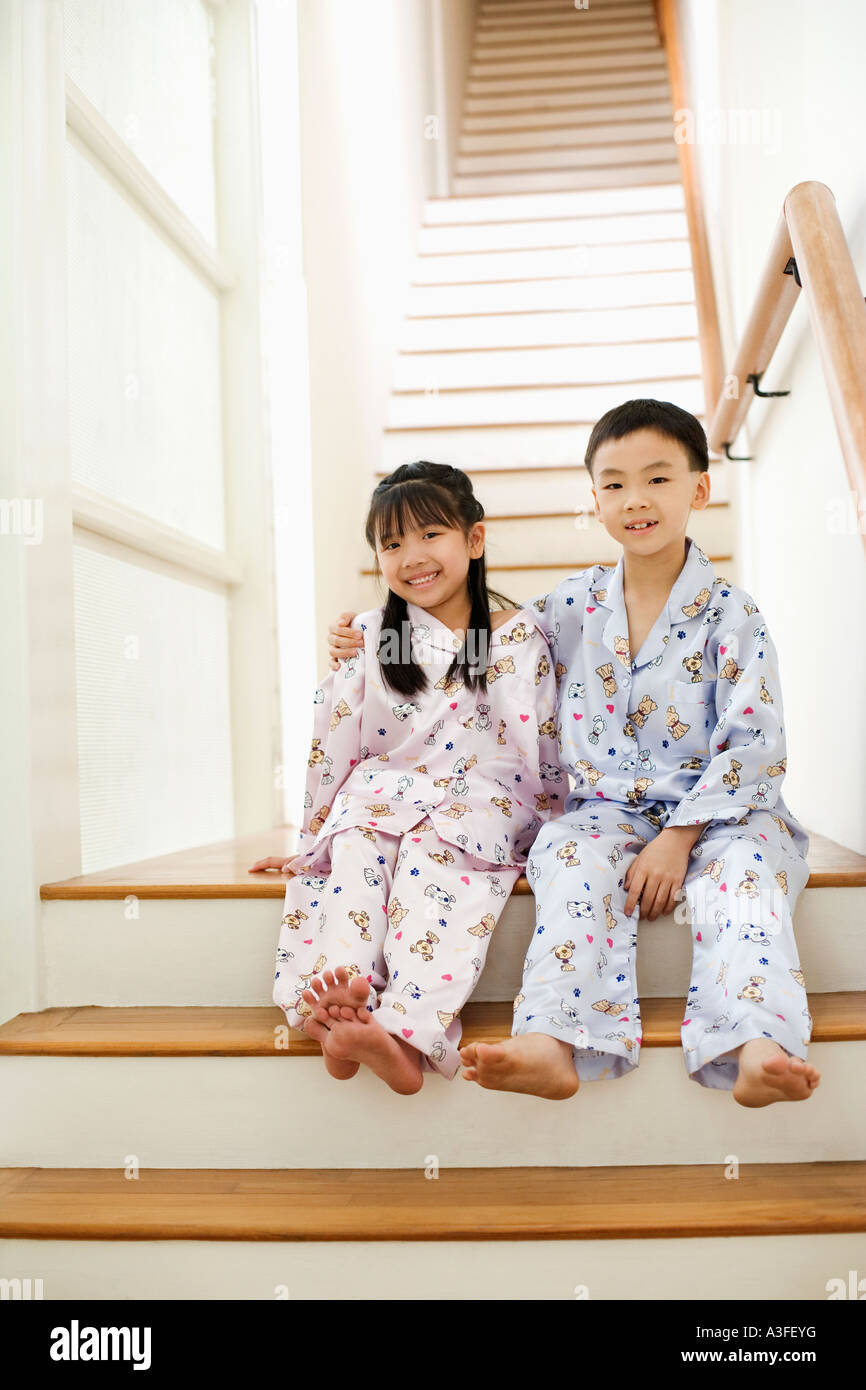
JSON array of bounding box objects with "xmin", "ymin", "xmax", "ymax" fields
[{"xmin": 590, "ymin": 427, "xmax": 710, "ymax": 553}]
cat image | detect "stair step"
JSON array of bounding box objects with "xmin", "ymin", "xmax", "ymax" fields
[
  {"xmin": 424, "ymin": 185, "xmax": 684, "ymax": 225},
  {"xmin": 386, "ymin": 376, "xmax": 704, "ymax": 429},
  {"xmin": 35, "ymin": 828, "xmax": 866, "ymax": 1011},
  {"xmin": 465, "ymin": 80, "xmax": 671, "ymax": 115},
  {"xmin": 401, "ymin": 306, "xmax": 699, "ymax": 352},
  {"xmin": 479, "ymin": 0, "xmax": 655, "ymax": 16},
  {"xmin": 475, "ymin": 19, "xmax": 658, "ymax": 48},
  {"xmin": 4, "ymin": 994, "xmax": 862, "ymax": 1057},
  {"xmin": 470, "ymin": 43, "xmax": 663, "ymax": 79},
  {"xmin": 468, "ymin": 55, "xmax": 667, "ymax": 97},
  {"xmin": 456, "ymin": 142, "xmax": 678, "ymax": 176},
  {"xmin": 480, "ymin": 506, "xmax": 731, "ymax": 568},
  {"xmin": 406, "ymin": 269, "xmax": 695, "ymax": 318},
  {"xmin": 380, "ymin": 445, "xmax": 729, "ymax": 509},
  {"xmin": 3, "ymin": 1163, "xmax": 864, "ymax": 1241},
  {"xmin": 462, "ymin": 98, "xmax": 674, "ymax": 132},
  {"xmin": 460, "ymin": 118, "xmax": 676, "ymax": 155},
  {"xmin": 418, "ymin": 211, "xmax": 688, "ymax": 255},
  {"xmin": 475, "ymin": 30, "xmax": 658, "ymax": 59},
  {"xmin": 453, "ymin": 166, "xmax": 682, "ymax": 196},
  {"xmin": 411, "ymin": 242, "xmax": 691, "ymax": 288},
  {"xmin": 394, "ymin": 339, "xmax": 700, "ymax": 391}
]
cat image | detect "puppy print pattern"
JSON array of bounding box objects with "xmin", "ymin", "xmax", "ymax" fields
[
  {"xmin": 525, "ymin": 535, "xmax": 809, "ymax": 847},
  {"xmin": 274, "ymin": 817, "xmax": 521, "ymax": 1078},
  {"xmin": 518, "ymin": 801, "xmax": 811, "ymax": 1089},
  {"xmin": 287, "ymin": 601, "xmax": 564, "ymax": 879}
]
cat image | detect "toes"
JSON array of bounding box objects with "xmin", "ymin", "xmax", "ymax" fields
[
  {"xmin": 334, "ymin": 965, "xmax": 349, "ymax": 986},
  {"xmin": 303, "ymin": 1018, "xmax": 330, "ymax": 1045},
  {"xmin": 338, "ymin": 1005, "xmax": 358, "ymax": 1021},
  {"xmin": 310, "ymin": 976, "xmax": 328, "ymax": 997}
]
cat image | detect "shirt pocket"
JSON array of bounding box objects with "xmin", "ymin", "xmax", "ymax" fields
[{"xmin": 669, "ymin": 678, "xmax": 717, "ymax": 707}]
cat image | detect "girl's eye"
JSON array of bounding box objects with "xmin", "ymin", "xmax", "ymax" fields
[{"xmin": 651, "ymin": 477, "xmax": 668, "ymax": 484}]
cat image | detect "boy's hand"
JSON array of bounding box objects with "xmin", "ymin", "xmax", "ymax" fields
[
  {"xmin": 328, "ymin": 610, "xmax": 362, "ymax": 670},
  {"xmin": 624, "ymin": 827, "xmax": 696, "ymax": 920}
]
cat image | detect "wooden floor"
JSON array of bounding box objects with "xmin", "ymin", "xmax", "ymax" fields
[
  {"xmin": 1, "ymin": 994, "xmax": 863, "ymax": 1055},
  {"xmin": 39, "ymin": 826, "xmax": 866, "ymax": 898},
  {"xmin": 1, "ymin": 1162, "xmax": 864, "ymax": 1241}
]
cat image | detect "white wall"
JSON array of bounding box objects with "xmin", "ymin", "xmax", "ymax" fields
[
  {"xmin": 296, "ymin": 0, "xmax": 436, "ymax": 683},
  {"xmin": 678, "ymin": 0, "xmax": 866, "ymax": 854}
]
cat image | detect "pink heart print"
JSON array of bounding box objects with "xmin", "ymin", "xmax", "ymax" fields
[
  {"xmin": 450, "ymin": 702, "xmax": 457, "ymax": 709},
  {"xmin": 696, "ymin": 932, "xmax": 702, "ymax": 942},
  {"xmin": 574, "ymin": 712, "xmax": 582, "ymax": 720},
  {"xmin": 590, "ymin": 833, "xmax": 600, "ymax": 839},
  {"xmin": 606, "ymin": 704, "xmax": 614, "ymax": 712},
  {"xmin": 442, "ymin": 974, "xmax": 452, "ymax": 981},
  {"xmin": 586, "ymin": 934, "xmax": 593, "ymax": 943},
  {"xmin": 402, "ymin": 1028, "xmax": 413, "ymax": 1038},
  {"xmin": 607, "ymin": 937, "xmax": 613, "ymax": 948},
  {"xmin": 373, "ymin": 787, "xmax": 382, "ymax": 793},
  {"xmin": 720, "ymin": 883, "xmax": 727, "ymax": 892},
  {"xmin": 743, "ymin": 706, "xmax": 754, "ymax": 714},
  {"xmin": 720, "ymin": 645, "xmax": 727, "ymax": 655},
  {"xmin": 461, "ymin": 876, "xmax": 470, "ymax": 884},
  {"xmin": 349, "ymin": 759, "xmax": 356, "ymax": 766},
  {"xmin": 586, "ymin": 606, "xmax": 596, "ymax": 613},
  {"xmin": 520, "ymin": 713, "xmax": 529, "ymax": 722},
  {"xmin": 303, "ymin": 938, "xmax": 312, "ymax": 945},
  {"xmin": 395, "ymin": 930, "xmax": 402, "ymax": 940},
  {"xmin": 412, "ymin": 837, "xmax": 421, "ymax": 842}
]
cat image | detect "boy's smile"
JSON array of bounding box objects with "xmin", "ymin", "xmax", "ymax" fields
[{"xmin": 590, "ymin": 426, "xmax": 710, "ymax": 560}]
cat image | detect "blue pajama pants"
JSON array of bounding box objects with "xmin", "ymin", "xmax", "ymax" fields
[{"xmin": 516, "ymin": 801, "xmax": 811, "ymax": 1089}]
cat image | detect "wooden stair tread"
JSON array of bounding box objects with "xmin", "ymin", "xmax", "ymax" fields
[
  {"xmin": 1, "ymin": 1162, "xmax": 864, "ymax": 1241},
  {"xmin": 40, "ymin": 828, "xmax": 866, "ymax": 900},
  {"xmin": 1, "ymin": 994, "xmax": 863, "ymax": 1055}
]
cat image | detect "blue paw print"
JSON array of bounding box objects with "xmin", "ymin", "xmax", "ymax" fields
[
  {"xmin": 333, "ymin": 885, "xmax": 342, "ymax": 894},
  {"xmin": 515, "ymin": 774, "xmax": 522, "ymax": 783},
  {"xmin": 608, "ymin": 747, "xmax": 616, "ymax": 756},
  {"xmin": 616, "ymin": 973, "xmax": 626, "ymax": 983},
  {"xmin": 662, "ymin": 739, "xmax": 669, "ymax": 748},
  {"xmin": 536, "ymin": 925, "xmax": 545, "ymax": 935},
  {"xmin": 677, "ymin": 630, "xmax": 686, "ymax": 639},
  {"xmin": 753, "ymin": 852, "xmax": 763, "ymax": 862},
  {"xmin": 410, "ymin": 867, "xmax": 419, "ymax": 876},
  {"xmin": 759, "ymin": 957, "xmax": 769, "ymax": 966},
  {"xmin": 378, "ymin": 728, "xmax": 386, "ymax": 736},
  {"xmin": 445, "ymin": 742, "xmax": 454, "ymax": 751}
]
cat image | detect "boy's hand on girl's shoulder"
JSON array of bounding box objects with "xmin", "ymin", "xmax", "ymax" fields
[
  {"xmin": 624, "ymin": 828, "xmax": 693, "ymax": 921},
  {"xmin": 328, "ymin": 610, "xmax": 361, "ymax": 669}
]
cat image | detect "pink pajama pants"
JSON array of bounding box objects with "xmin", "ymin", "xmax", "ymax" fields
[{"xmin": 273, "ymin": 815, "xmax": 521, "ymax": 1078}]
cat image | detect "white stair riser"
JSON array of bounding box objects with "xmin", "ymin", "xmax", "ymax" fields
[
  {"xmin": 412, "ymin": 242, "xmax": 691, "ymax": 288},
  {"xmin": 453, "ymin": 166, "xmax": 681, "ymax": 196},
  {"xmin": 3, "ymin": 1233, "xmax": 863, "ymax": 1301},
  {"xmin": 406, "ymin": 270, "xmax": 695, "ymax": 318},
  {"xmin": 39, "ymin": 887, "xmax": 866, "ymax": 1009},
  {"xmin": 379, "ymin": 451, "xmax": 729, "ymax": 513},
  {"xmin": 1, "ymin": 1042, "xmax": 861, "ymax": 1169},
  {"xmin": 395, "ymin": 339, "xmax": 700, "ymax": 391},
  {"xmin": 468, "ymin": 55, "xmax": 666, "ymax": 96},
  {"xmin": 469, "ymin": 41, "xmax": 661, "ymax": 75},
  {"xmin": 456, "ymin": 143, "xmax": 678, "ymax": 175},
  {"xmin": 401, "ymin": 305, "xmax": 699, "ymax": 352},
  {"xmin": 460, "ymin": 119, "xmax": 676, "ymax": 154},
  {"xmin": 418, "ymin": 212, "xmax": 688, "ymax": 255},
  {"xmin": 475, "ymin": 20, "xmax": 658, "ymax": 48},
  {"xmin": 386, "ymin": 377, "xmax": 704, "ymax": 429},
  {"xmin": 464, "ymin": 82, "xmax": 671, "ymax": 115},
  {"xmin": 463, "ymin": 101, "xmax": 674, "ymax": 133},
  {"xmin": 424, "ymin": 186, "xmax": 683, "ymax": 225},
  {"xmin": 483, "ymin": 506, "xmax": 732, "ymax": 568},
  {"xmin": 480, "ymin": 0, "xmax": 657, "ymax": 15}
]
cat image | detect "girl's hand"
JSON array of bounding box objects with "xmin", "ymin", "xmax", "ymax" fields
[
  {"xmin": 248, "ymin": 856, "xmax": 297, "ymax": 874},
  {"xmin": 328, "ymin": 610, "xmax": 362, "ymax": 670},
  {"xmin": 623, "ymin": 829, "xmax": 692, "ymax": 920}
]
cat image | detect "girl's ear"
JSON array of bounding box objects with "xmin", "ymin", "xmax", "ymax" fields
[{"xmin": 468, "ymin": 521, "xmax": 485, "ymax": 557}]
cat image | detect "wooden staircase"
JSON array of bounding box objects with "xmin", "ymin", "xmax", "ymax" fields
[
  {"xmin": 1, "ymin": 828, "xmax": 865, "ymax": 1297},
  {"xmin": 361, "ymin": 0, "xmax": 730, "ymax": 611}
]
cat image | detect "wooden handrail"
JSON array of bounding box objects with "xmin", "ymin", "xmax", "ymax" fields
[
  {"xmin": 655, "ymin": 0, "xmax": 724, "ymax": 415},
  {"xmin": 708, "ymin": 181, "xmax": 866, "ymax": 554}
]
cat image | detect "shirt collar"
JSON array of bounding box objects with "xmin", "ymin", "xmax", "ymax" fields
[{"xmin": 589, "ymin": 536, "xmax": 715, "ymax": 669}]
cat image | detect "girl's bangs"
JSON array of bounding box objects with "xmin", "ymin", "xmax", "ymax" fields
[{"xmin": 373, "ymin": 483, "xmax": 460, "ymax": 549}]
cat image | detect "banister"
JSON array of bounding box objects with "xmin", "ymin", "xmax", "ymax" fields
[{"xmin": 708, "ymin": 181, "xmax": 866, "ymax": 552}]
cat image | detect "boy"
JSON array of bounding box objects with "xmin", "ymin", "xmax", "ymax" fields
[{"xmin": 323, "ymin": 399, "xmax": 820, "ymax": 1108}]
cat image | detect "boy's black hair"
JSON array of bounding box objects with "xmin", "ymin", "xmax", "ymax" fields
[
  {"xmin": 584, "ymin": 398, "xmax": 709, "ymax": 475},
  {"xmin": 365, "ymin": 461, "xmax": 516, "ymax": 699}
]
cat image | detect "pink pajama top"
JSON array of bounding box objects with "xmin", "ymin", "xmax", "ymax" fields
[{"xmin": 287, "ymin": 601, "xmax": 565, "ymax": 874}]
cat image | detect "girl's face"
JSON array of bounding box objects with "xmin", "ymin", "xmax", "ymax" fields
[{"xmin": 375, "ymin": 517, "xmax": 485, "ymax": 609}]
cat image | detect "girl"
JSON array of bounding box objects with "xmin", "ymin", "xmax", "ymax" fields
[{"xmin": 252, "ymin": 461, "xmax": 564, "ymax": 1094}]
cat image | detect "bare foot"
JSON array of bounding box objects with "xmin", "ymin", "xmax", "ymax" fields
[
  {"xmin": 302, "ymin": 966, "xmax": 371, "ymax": 1023},
  {"xmin": 300, "ymin": 1013, "xmax": 359, "ymax": 1080},
  {"xmin": 460, "ymin": 1033, "xmax": 579, "ymax": 1100},
  {"xmin": 732, "ymin": 1038, "xmax": 821, "ymax": 1107},
  {"xmin": 322, "ymin": 1013, "xmax": 424, "ymax": 1095}
]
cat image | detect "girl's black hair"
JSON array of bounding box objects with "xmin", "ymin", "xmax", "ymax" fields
[{"xmin": 364, "ymin": 461, "xmax": 517, "ymax": 699}]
